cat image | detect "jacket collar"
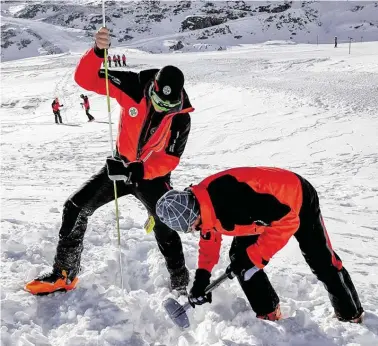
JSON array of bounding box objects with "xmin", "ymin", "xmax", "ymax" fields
[{"xmin": 190, "ymin": 184, "xmax": 216, "ymax": 231}]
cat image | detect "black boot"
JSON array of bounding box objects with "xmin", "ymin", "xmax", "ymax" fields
[{"xmin": 169, "ymin": 266, "xmax": 189, "ymax": 295}]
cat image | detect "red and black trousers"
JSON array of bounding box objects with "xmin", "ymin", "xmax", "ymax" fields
[{"xmin": 229, "ymin": 175, "xmax": 363, "ymax": 320}]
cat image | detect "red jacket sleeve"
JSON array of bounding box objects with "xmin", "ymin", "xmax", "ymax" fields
[
  {"xmin": 247, "ymin": 209, "xmax": 300, "ymax": 268},
  {"xmin": 74, "ymin": 48, "xmax": 123, "ymax": 102},
  {"xmin": 142, "ymin": 152, "xmax": 180, "ymax": 180},
  {"xmin": 198, "ymin": 230, "xmax": 222, "ymax": 273}
]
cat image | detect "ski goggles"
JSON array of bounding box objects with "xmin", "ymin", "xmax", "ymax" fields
[{"xmin": 148, "ymin": 83, "xmax": 182, "ymax": 113}]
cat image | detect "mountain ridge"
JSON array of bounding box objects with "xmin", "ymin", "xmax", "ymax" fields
[{"xmin": 1, "ymin": 1, "xmax": 378, "ymax": 61}]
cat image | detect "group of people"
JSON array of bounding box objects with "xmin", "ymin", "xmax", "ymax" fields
[
  {"xmin": 105, "ymin": 53, "xmax": 127, "ymax": 68},
  {"xmin": 51, "ymin": 94, "xmax": 94, "ymax": 124},
  {"xmin": 28, "ymin": 27, "xmax": 364, "ymax": 325}
]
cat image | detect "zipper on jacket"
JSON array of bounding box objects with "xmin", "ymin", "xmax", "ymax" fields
[{"xmin": 136, "ymin": 102, "xmax": 151, "ymax": 160}]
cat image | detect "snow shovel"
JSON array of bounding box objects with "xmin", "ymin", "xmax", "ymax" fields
[{"xmin": 163, "ymin": 270, "xmax": 234, "ymax": 329}]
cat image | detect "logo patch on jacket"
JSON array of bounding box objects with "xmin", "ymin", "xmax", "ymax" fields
[
  {"xmin": 129, "ymin": 107, "xmax": 138, "ymax": 117},
  {"xmin": 109, "ymin": 75, "xmax": 121, "ymax": 85},
  {"xmin": 200, "ymin": 231, "xmax": 212, "ymax": 240}
]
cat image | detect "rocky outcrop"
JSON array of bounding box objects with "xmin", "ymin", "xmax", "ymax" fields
[
  {"xmin": 169, "ymin": 40, "xmax": 184, "ymax": 50},
  {"xmin": 1, "ymin": 25, "xmax": 17, "ymax": 49},
  {"xmin": 181, "ymin": 15, "xmax": 225, "ymax": 31}
]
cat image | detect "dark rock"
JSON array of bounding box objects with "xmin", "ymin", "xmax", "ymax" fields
[
  {"xmin": 181, "ymin": 15, "xmax": 225, "ymax": 31},
  {"xmin": 15, "ymin": 4, "xmax": 60, "ymax": 19},
  {"xmin": 118, "ymin": 34, "xmax": 134, "ymax": 42},
  {"xmin": 17, "ymin": 38, "xmax": 32, "ymax": 49},
  {"xmin": 89, "ymin": 15, "xmax": 104, "ymax": 25},
  {"xmin": 271, "ymin": 2, "xmax": 292, "ymax": 13},
  {"xmin": 148, "ymin": 14, "xmax": 164, "ymax": 22},
  {"xmin": 169, "ymin": 40, "xmax": 184, "ymax": 50},
  {"xmin": 351, "ymin": 5, "xmax": 364, "ymax": 12}
]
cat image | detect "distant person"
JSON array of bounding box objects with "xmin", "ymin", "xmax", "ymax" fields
[
  {"xmin": 52, "ymin": 97, "xmax": 63, "ymax": 124},
  {"xmin": 334, "ymin": 36, "xmax": 338, "ymax": 48},
  {"xmin": 80, "ymin": 94, "xmax": 95, "ymax": 122},
  {"xmin": 122, "ymin": 54, "xmax": 127, "ymax": 67},
  {"xmin": 113, "ymin": 54, "xmax": 117, "ymax": 67},
  {"xmin": 117, "ymin": 54, "xmax": 121, "ymax": 67},
  {"xmin": 107, "ymin": 55, "xmax": 112, "ymax": 67}
]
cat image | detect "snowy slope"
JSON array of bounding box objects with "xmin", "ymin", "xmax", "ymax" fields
[
  {"xmin": 0, "ymin": 15, "xmax": 91, "ymax": 60},
  {"xmin": 1, "ymin": 39, "xmax": 378, "ymax": 345},
  {"xmin": 1, "ymin": 1, "xmax": 378, "ymax": 61}
]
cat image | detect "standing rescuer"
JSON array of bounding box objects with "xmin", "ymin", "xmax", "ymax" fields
[
  {"xmin": 80, "ymin": 94, "xmax": 95, "ymax": 122},
  {"xmin": 52, "ymin": 97, "xmax": 63, "ymax": 124},
  {"xmin": 25, "ymin": 27, "xmax": 194, "ymax": 296},
  {"xmin": 156, "ymin": 167, "xmax": 364, "ymax": 323}
]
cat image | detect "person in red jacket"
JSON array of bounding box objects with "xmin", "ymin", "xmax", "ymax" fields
[
  {"xmin": 25, "ymin": 27, "xmax": 194, "ymax": 296},
  {"xmin": 122, "ymin": 54, "xmax": 126, "ymax": 67},
  {"xmin": 156, "ymin": 167, "xmax": 364, "ymax": 323},
  {"xmin": 107, "ymin": 55, "xmax": 111, "ymax": 67},
  {"xmin": 80, "ymin": 94, "xmax": 95, "ymax": 121},
  {"xmin": 112, "ymin": 54, "xmax": 117, "ymax": 66},
  {"xmin": 52, "ymin": 97, "xmax": 63, "ymax": 124}
]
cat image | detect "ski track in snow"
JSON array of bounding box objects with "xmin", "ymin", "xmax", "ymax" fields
[{"xmin": 1, "ymin": 42, "xmax": 378, "ymax": 346}]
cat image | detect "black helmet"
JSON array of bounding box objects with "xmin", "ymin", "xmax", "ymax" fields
[{"xmin": 154, "ymin": 65, "xmax": 184, "ymax": 103}]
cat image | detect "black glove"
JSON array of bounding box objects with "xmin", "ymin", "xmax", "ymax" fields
[
  {"xmin": 226, "ymin": 251, "xmax": 259, "ymax": 281},
  {"xmin": 106, "ymin": 157, "xmax": 144, "ymax": 183},
  {"xmin": 60, "ymin": 104, "xmax": 64, "ymax": 107},
  {"xmin": 125, "ymin": 161, "xmax": 144, "ymax": 183},
  {"xmin": 188, "ymin": 269, "xmax": 212, "ymax": 308}
]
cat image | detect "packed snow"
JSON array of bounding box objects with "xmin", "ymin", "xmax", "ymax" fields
[{"xmin": 1, "ymin": 39, "xmax": 378, "ymax": 345}]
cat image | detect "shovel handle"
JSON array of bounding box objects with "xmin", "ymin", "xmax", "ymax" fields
[
  {"xmin": 179, "ymin": 271, "xmax": 232, "ymax": 313},
  {"xmin": 168, "ymin": 270, "xmax": 234, "ymax": 325},
  {"xmin": 205, "ymin": 271, "xmax": 233, "ymax": 294}
]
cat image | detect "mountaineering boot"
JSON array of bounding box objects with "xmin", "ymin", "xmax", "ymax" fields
[
  {"xmin": 256, "ymin": 304, "xmax": 282, "ymax": 321},
  {"xmin": 24, "ymin": 269, "xmax": 78, "ymax": 295},
  {"xmin": 169, "ymin": 266, "xmax": 189, "ymax": 296},
  {"xmin": 335, "ymin": 308, "xmax": 364, "ymax": 324}
]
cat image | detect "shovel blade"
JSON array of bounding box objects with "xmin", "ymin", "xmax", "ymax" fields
[{"xmin": 163, "ymin": 298, "xmax": 190, "ymax": 329}]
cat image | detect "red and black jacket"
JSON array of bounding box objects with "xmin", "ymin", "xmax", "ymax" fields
[
  {"xmin": 82, "ymin": 96, "xmax": 90, "ymax": 110},
  {"xmin": 190, "ymin": 167, "xmax": 303, "ymax": 272},
  {"xmin": 74, "ymin": 47, "xmax": 194, "ymax": 180},
  {"xmin": 52, "ymin": 100, "xmax": 62, "ymax": 112}
]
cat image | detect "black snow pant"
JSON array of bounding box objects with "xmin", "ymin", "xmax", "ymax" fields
[
  {"xmin": 85, "ymin": 109, "xmax": 94, "ymax": 121},
  {"xmin": 53, "ymin": 165, "xmax": 185, "ymax": 280},
  {"xmin": 229, "ymin": 176, "xmax": 363, "ymax": 320},
  {"xmin": 123, "ymin": 61, "xmax": 127, "ymax": 67},
  {"xmin": 54, "ymin": 110, "xmax": 62, "ymax": 124}
]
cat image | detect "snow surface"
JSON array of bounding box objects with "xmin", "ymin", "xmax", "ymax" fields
[{"xmin": 1, "ymin": 40, "xmax": 378, "ymax": 345}]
